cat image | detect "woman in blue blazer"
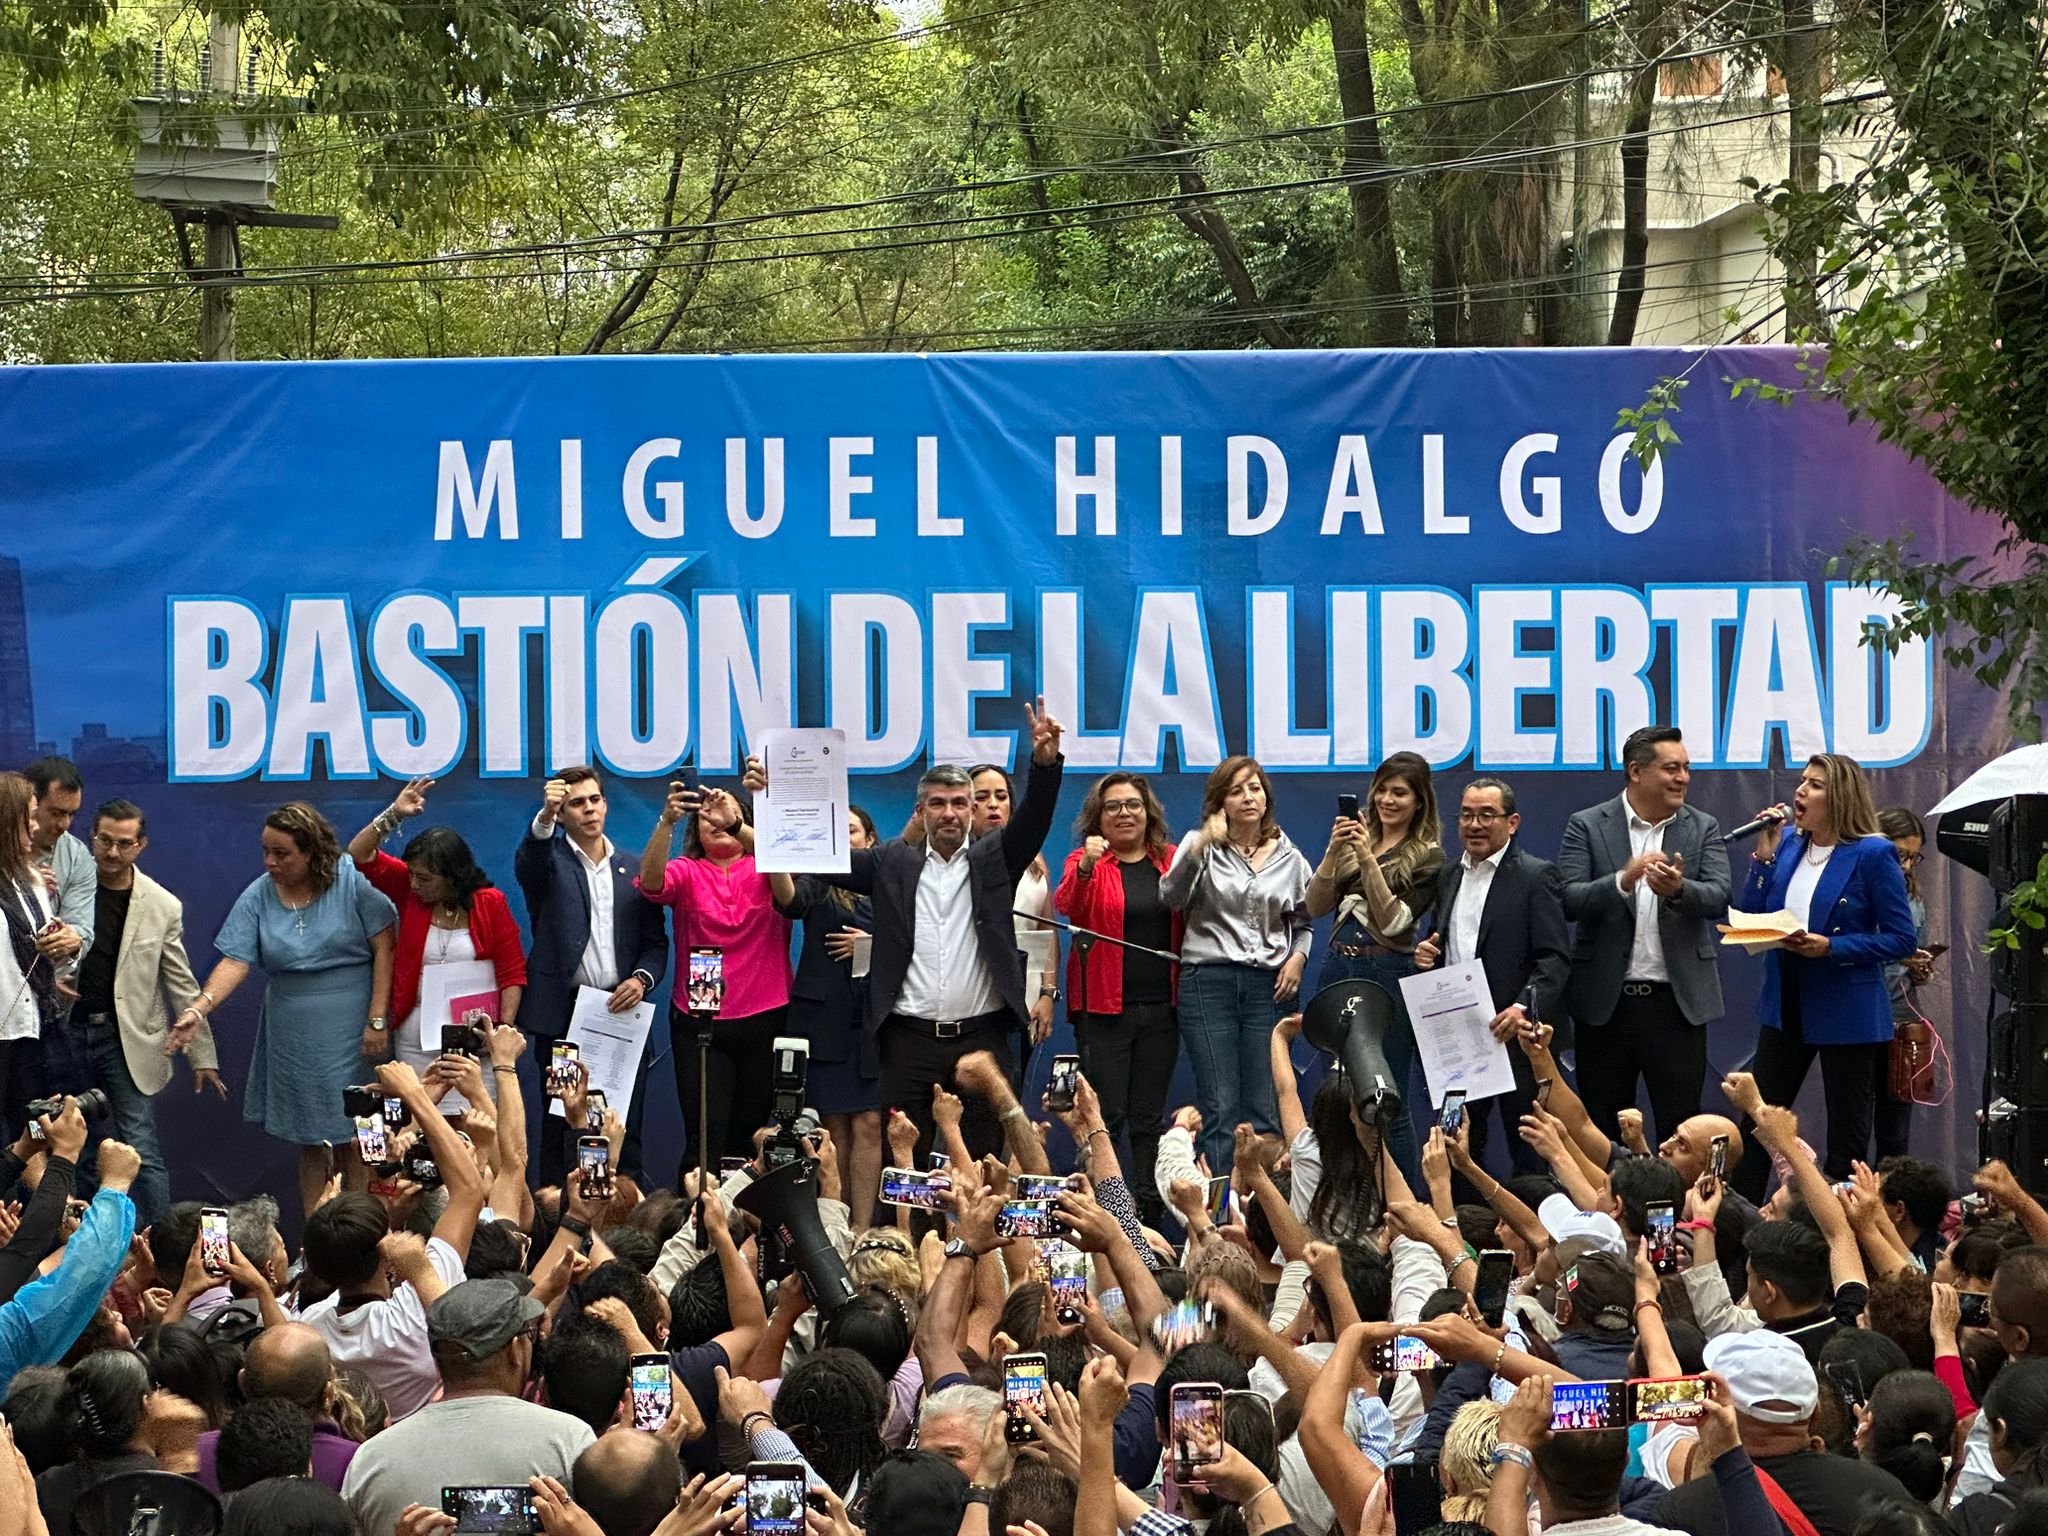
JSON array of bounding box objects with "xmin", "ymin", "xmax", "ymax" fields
[{"xmin": 1730, "ymin": 752, "xmax": 1917, "ymax": 1199}]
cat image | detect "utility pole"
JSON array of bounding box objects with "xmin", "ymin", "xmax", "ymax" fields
[{"xmin": 200, "ymin": 12, "xmax": 240, "ymax": 361}]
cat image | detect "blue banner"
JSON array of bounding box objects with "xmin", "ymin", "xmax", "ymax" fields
[{"xmin": 0, "ymin": 346, "xmax": 2005, "ymax": 1202}]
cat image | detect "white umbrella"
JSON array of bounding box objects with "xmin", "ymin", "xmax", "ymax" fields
[{"xmin": 1929, "ymin": 744, "xmax": 2048, "ymax": 816}]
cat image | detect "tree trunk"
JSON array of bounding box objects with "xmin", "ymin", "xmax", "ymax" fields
[
  {"xmin": 1156, "ymin": 121, "xmax": 1298, "ymax": 348},
  {"xmin": 583, "ymin": 148, "xmax": 688, "ymax": 354},
  {"xmin": 1607, "ymin": 59, "xmax": 1659, "ymax": 344},
  {"xmin": 1778, "ymin": 0, "xmax": 1826, "ymax": 336},
  {"xmin": 1327, "ymin": 0, "xmax": 1407, "ymax": 345}
]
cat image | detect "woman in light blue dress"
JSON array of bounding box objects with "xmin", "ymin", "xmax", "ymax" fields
[{"xmin": 173, "ymin": 803, "xmax": 396, "ymax": 1220}]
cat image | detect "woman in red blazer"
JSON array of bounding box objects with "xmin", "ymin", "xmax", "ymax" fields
[
  {"xmin": 1054, "ymin": 772, "xmax": 1182, "ymax": 1224},
  {"xmin": 347, "ymin": 778, "xmax": 527, "ymax": 1078}
]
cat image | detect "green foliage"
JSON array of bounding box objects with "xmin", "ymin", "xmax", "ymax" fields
[{"xmin": 1986, "ymin": 853, "xmax": 2048, "ymax": 953}]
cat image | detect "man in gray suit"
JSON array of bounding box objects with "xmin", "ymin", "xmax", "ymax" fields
[
  {"xmin": 72, "ymin": 797, "xmax": 224, "ymax": 1223},
  {"xmin": 1558, "ymin": 726, "xmax": 1730, "ymax": 1143}
]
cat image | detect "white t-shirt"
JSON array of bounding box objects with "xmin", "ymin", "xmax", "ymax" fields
[
  {"xmin": 299, "ymin": 1235, "xmax": 467, "ymax": 1421},
  {"xmin": 1785, "ymin": 845, "xmax": 1834, "ymax": 930}
]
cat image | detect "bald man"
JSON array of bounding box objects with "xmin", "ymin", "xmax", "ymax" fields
[
  {"xmin": 571, "ymin": 1430, "xmax": 684, "ymax": 1536},
  {"xmin": 194, "ymin": 1323, "xmax": 359, "ymax": 1493}
]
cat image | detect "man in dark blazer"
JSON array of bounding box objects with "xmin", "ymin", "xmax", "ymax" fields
[
  {"xmin": 514, "ymin": 765, "xmax": 669, "ymax": 1184},
  {"xmin": 792, "ymin": 703, "xmax": 1064, "ymax": 1160},
  {"xmin": 1414, "ymin": 777, "xmax": 1571, "ymax": 1175},
  {"xmin": 1558, "ymin": 725, "xmax": 1731, "ymax": 1144}
]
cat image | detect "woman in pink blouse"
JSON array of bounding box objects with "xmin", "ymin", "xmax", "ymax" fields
[{"xmin": 638, "ymin": 781, "xmax": 793, "ymax": 1173}]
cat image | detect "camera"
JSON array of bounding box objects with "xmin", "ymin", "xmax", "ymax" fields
[
  {"xmin": 761, "ymin": 1037, "xmax": 817, "ymax": 1171},
  {"xmin": 25, "ymin": 1089, "xmax": 110, "ymax": 1138}
]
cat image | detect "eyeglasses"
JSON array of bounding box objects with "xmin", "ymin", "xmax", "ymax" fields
[
  {"xmin": 1101, "ymin": 799, "xmax": 1145, "ymax": 814},
  {"xmin": 92, "ymin": 834, "xmax": 140, "ymax": 851},
  {"xmin": 1457, "ymin": 810, "xmax": 1508, "ymax": 825}
]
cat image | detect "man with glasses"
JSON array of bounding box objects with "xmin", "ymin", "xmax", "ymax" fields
[
  {"xmin": 1414, "ymin": 778, "xmax": 1570, "ymax": 1173},
  {"xmin": 66, "ymin": 798, "xmax": 223, "ymax": 1224}
]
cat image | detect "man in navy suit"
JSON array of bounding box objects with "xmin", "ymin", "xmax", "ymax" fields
[{"xmin": 515, "ymin": 766, "xmax": 669, "ymax": 1185}]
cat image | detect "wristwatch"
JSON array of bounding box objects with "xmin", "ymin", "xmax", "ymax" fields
[
  {"xmin": 367, "ymin": 1016, "xmax": 388, "ymax": 1032},
  {"xmin": 944, "ymin": 1237, "xmax": 976, "ymax": 1262}
]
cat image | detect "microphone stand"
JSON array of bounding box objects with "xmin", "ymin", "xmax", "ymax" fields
[{"xmin": 1010, "ymin": 910, "xmax": 1179, "ymax": 1032}]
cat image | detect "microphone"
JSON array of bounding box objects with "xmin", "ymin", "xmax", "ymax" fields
[{"xmin": 1721, "ymin": 804, "xmax": 1792, "ymax": 843}]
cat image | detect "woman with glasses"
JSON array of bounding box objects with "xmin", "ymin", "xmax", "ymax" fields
[
  {"xmin": 1876, "ymin": 805, "xmax": 1938, "ymax": 1159},
  {"xmin": 1161, "ymin": 756, "xmax": 1313, "ymax": 1171},
  {"xmin": 1304, "ymin": 751, "xmax": 1444, "ymax": 1186},
  {"xmin": 1054, "ymin": 773, "xmax": 1181, "ymax": 1219},
  {"xmin": 1729, "ymin": 753, "xmax": 1917, "ymax": 1196}
]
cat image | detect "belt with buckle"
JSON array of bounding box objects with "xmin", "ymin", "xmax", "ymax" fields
[
  {"xmin": 893, "ymin": 1008, "xmax": 1002, "ymax": 1040},
  {"xmin": 73, "ymin": 1010, "xmax": 116, "ymax": 1026},
  {"xmin": 1331, "ymin": 940, "xmax": 1405, "ymax": 959},
  {"xmin": 1620, "ymin": 981, "xmax": 1671, "ymax": 998}
]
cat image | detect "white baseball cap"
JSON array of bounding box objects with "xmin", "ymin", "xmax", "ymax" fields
[
  {"xmin": 1538, "ymin": 1193, "xmax": 1628, "ymax": 1259},
  {"xmin": 1703, "ymin": 1330, "xmax": 1819, "ymax": 1423}
]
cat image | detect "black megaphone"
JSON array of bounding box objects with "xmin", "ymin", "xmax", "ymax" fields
[
  {"xmin": 1300, "ymin": 978, "xmax": 1403, "ymax": 1128},
  {"xmin": 733, "ymin": 1157, "xmax": 856, "ymax": 1317}
]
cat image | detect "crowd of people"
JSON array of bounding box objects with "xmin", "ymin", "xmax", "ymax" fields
[{"xmin": 0, "ymin": 712, "xmax": 2023, "ymax": 1536}]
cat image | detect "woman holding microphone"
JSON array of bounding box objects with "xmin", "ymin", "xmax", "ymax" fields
[
  {"xmin": 1161, "ymin": 755, "xmax": 1312, "ymax": 1172},
  {"xmin": 1304, "ymin": 751, "xmax": 1444, "ymax": 1186},
  {"xmin": 1054, "ymin": 772, "xmax": 1181, "ymax": 1219},
  {"xmin": 1730, "ymin": 752, "xmax": 1917, "ymax": 1199}
]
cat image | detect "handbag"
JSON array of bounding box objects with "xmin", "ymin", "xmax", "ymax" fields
[{"xmin": 1888, "ymin": 1004, "xmax": 1951, "ymax": 1106}]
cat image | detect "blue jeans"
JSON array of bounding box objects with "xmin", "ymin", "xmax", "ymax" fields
[
  {"xmin": 1179, "ymin": 962, "xmax": 1288, "ymax": 1170},
  {"xmin": 1313, "ymin": 925, "xmax": 1423, "ymax": 1189},
  {"xmin": 74, "ymin": 1012, "xmax": 170, "ymax": 1227}
]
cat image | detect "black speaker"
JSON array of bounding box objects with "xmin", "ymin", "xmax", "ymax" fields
[
  {"xmin": 1991, "ymin": 901, "xmax": 2048, "ymax": 1004},
  {"xmin": 1302, "ymin": 978, "xmax": 1404, "ymax": 1126},
  {"xmin": 733, "ymin": 1157, "xmax": 855, "ymax": 1317},
  {"xmin": 1981, "ymin": 1099, "xmax": 2048, "ymax": 1191},
  {"xmin": 1991, "ymin": 795, "xmax": 2048, "ymax": 892},
  {"xmin": 1990, "ymin": 1004, "xmax": 2048, "ymax": 1103}
]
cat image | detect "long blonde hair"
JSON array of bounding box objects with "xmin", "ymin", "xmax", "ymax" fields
[
  {"xmin": 1805, "ymin": 753, "xmax": 1881, "ymax": 841},
  {"xmin": 1366, "ymin": 751, "xmax": 1443, "ymax": 889}
]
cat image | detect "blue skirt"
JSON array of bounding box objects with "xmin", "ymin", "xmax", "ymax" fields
[{"xmin": 243, "ymin": 963, "xmax": 374, "ymax": 1145}]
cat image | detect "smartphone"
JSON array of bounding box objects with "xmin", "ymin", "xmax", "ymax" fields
[
  {"xmin": 199, "ymin": 1206, "xmax": 230, "ymax": 1276},
  {"xmin": 1646, "ymin": 1201, "xmax": 1679, "ymax": 1276},
  {"xmin": 1550, "ymin": 1380, "xmax": 1629, "ymax": 1432},
  {"xmin": 1439, "ymin": 1090, "xmax": 1467, "ymax": 1138},
  {"xmin": 1337, "ymin": 793, "xmax": 1361, "ymax": 821},
  {"xmin": 577, "ymin": 1135, "xmax": 614, "ymax": 1201},
  {"xmin": 548, "ymin": 1041, "xmax": 580, "ymax": 1097},
  {"xmin": 1015, "ymin": 1174, "xmax": 1069, "ymax": 1202},
  {"xmin": 1367, "ymin": 1335, "xmax": 1445, "ymax": 1373},
  {"xmin": 1959, "ymin": 1291, "xmax": 1992, "ymax": 1328},
  {"xmin": 404, "ymin": 1144, "xmax": 442, "ymax": 1188},
  {"xmin": 1169, "ymin": 1382, "xmax": 1224, "ymax": 1474},
  {"xmin": 630, "ymin": 1353, "xmax": 673, "ymax": 1432},
  {"xmin": 744, "ymin": 1461, "xmax": 807, "ymax": 1536},
  {"xmin": 1629, "ymin": 1376, "xmax": 1710, "ymax": 1423},
  {"xmin": 1048, "ymin": 1054, "xmax": 1081, "ymax": 1113},
  {"xmin": 1534, "ymin": 1076, "xmax": 1554, "ymax": 1107},
  {"xmin": 341, "ymin": 1084, "xmax": 379, "ymax": 1119},
  {"xmin": 440, "ymin": 1021, "xmax": 482, "ymax": 1058},
  {"xmin": 881, "ymin": 1166, "xmax": 932, "ymax": 1208},
  {"xmin": 442, "ymin": 1486, "xmax": 540, "ymax": 1534},
  {"xmin": 929, "ymin": 1151, "xmax": 951, "ymax": 1174},
  {"xmin": 353, "ymin": 1115, "xmax": 389, "ymax": 1165},
  {"xmin": 1926, "ymin": 943, "xmax": 1950, "ymax": 958},
  {"xmin": 689, "ymin": 947, "xmax": 725, "ymax": 1016},
  {"xmin": 1824, "ymin": 1360, "xmax": 1868, "ymax": 1410},
  {"xmin": 586, "ymin": 1089, "xmax": 607, "ymax": 1132},
  {"xmin": 1048, "ymin": 1243, "xmax": 1088, "ymax": 1322},
  {"xmin": 1003, "ymin": 1352, "xmax": 1049, "ymax": 1444},
  {"xmin": 1204, "ymin": 1175, "xmax": 1232, "ymax": 1224},
  {"xmin": 1474, "ymin": 1249, "xmax": 1515, "ymax": 1329},
  {"xmin": 1152, "ymin": 1298, "xmax": 1216, "ymax": 1352},
  {"xmin": 1709, "ymin": 1134, "xmax": 1729, "ymax": 1181},
  {"xmin": 1961, "ymin": 1192, "xmax": 1990, "ymax": 1219},
  {"xmin": 997, "ymin": 1198, "xmax": 1056, "ymax": 1239},
  {"xmin": 382, "ymin": 1094, "xmax": 410, "ymax": 1130}
]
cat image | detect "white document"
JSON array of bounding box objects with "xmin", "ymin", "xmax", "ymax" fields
[
  {"xmin": 1018, "ymin": 929, "xmax": 1057, "ymax": 997},
  {"xmin": 550, "ymin": 985, "xmax": 657, "ymax": 1122},
  {"xmin": 755, "ymin": 728, "xmax": 851, "ymax": 874},
  {"xmin": 1399, "ymin": 961, "xmax": 1518, "ymax": 1105},
  {"xmin": 419, "ymin": 959, "xmax": 500, "ymax": 1114},
  {"xmin": 850, "ymin": 933, "xmax": 873, "ymax": 978}
]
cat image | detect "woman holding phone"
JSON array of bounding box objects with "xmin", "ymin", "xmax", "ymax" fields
[
  {"xmin": 639, "ymin": 779, "xmax": 792, "ymax": 1173},
  {"xmin": 1304, "ymin": 751, "xmax": 1444, "ymax": 1185},
  {"xmin": 1054, "ymin": 772, "xmax": 1181, "ymax": 1221},
  {"xmin": 1161, "ymin": 755, "xmax": 1313, "ymax": 1171},
  {"xmin": 1729, "ymin": 753, "xmax": 1917, "ymax": 1197}
]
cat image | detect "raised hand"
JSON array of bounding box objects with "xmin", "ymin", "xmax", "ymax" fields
[
  {"xmin": 541, "ymin": 777, "xmax": 569, "ymax": 822},
  {"xmin": 658, "ymin": 781, "xmax": 702, "ymax": 827},
  {"xmin": 392, "ymin": 776, "xmax": 435, "ymax": 820},
  {"xmin": 1414, "ymin": 931, "xmax": 1443, "ymax": 970},
  {"xmin": 1026, "ymin": 696, "xmax": 1065, "ymax": 764}
]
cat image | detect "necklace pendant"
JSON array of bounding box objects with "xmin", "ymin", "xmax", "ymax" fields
[{"xmin": 294, "ymin": 914, "xmax": 307, "ymax": 935}]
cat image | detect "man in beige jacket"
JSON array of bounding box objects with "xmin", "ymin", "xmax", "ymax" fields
[{"xmin": 67, "ymin": 797, "xmax": 223, "ymax": 1224}]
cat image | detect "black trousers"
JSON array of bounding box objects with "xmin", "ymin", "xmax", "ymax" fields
[
  {"xmin": 1076, "ymin": 1003, "xmax": 1178, "ymax": 1218},
  {"xmin": 1467, "ymin": 1047, "xmax": 1546, "ymax": 1177},
  {"xmin": 879, "ymin": 1010, "xmax": 1014, "ymax": 1163},
  {"xmin": 672, "ymin": 1005, "xmax": 787, "ymax": 1178},
  {"xmin": 1731, "ymin": 972, "xmax": 1885, "ymax": 1202},
  {"xmin": 1575, "ymin": 984, "xmax": 1708, "ymax": 1146}
]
